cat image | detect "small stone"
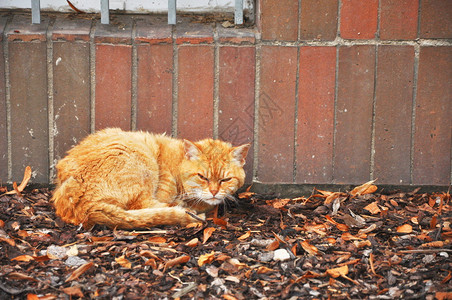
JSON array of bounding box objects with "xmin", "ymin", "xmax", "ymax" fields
[
  {"xmin": 47, "ymin": 245, "xmax": 68, "ymax": 260},
  {"xmin": 273, "ymin": 249, "xmax": 291, "ymax": 262},
  {"xmin": 258, "ymin": 251, "xmax": 274, "ymax": 262},
  {"xmin": 65, "ymin": 256, "xmax": 88, "ymax": 267}
]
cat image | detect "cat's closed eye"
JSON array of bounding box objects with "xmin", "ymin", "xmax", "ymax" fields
[
  {"xmin": 220, "ymin": 177, "xmax": 232, "ymax": 183},
  {"xmin": 197, "ymin": 173, "xmax": 209, "ymax": 181}
]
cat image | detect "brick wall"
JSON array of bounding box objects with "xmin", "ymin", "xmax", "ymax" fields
[{"xmin": 0, "ymin": 0, "xmax": 451, "ymax": 187}]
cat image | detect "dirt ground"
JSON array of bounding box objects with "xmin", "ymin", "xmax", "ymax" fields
[{"xmin": 0, "ymin": 181, "xmax": 451, "ymax": 299}]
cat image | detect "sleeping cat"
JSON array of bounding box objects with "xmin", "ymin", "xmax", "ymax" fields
[{"xmin": 51, "ymin": 128, "xmax": 250, "ymax": 229}]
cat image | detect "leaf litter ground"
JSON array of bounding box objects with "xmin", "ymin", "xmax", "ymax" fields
[{"xmin": 0, "ymin": 181, "xmax": 451, "ymax": 299}]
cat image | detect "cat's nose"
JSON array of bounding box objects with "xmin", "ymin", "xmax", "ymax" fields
[{"xmin": 210, "ymin": 188, "xmax": 219, "ymax": 196}]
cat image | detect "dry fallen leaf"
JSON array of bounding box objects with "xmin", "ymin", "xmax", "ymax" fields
[
  {"xmin": 115, "ymin": 255, "xmax": 132, "ymax": 269},
  {"xmin": 3, "ymin": 166, "xmax": 31, "ymax": 196},
  {"xmin": 11, "ymin": 255, "xmax": 35, "ymax": 262},
  {"xmin": 396, "ymin": 224, "xmax": 413, "ymax": 233},
  {"xmin": 148, "ymin": 236, "xmax": 167, "ymax": 243},
  {"xmin": 350, "ymin": 180, "xmax": 377, "ymax": 196},
  {"xmin": 301, "ymin": 240, "xmax": 319, "ymax": 256},
  {"xmin": 164, "ymin": 255, "xmax": 190, "ymax": 271},
  {"xmin": 62, "ymin": 286, "xmax": 84, "ymax": 298},
  {"xmin": 363, "ymin": 201, "xmax": 381, "ymax": 214},
  {"xmin": 237, "ymin": 231, "xmax": 251, "ymax": 241},
  {"xmin": 203, "ymin": 227, "xmax": 216, "ymax": 244},
  {"xmin": 198, "ymin": 251, "xmax": 215, "ymax": 267},
  {"xmin": 185, "ymin": 237, "xmax": 199, "ymax": 247},
  {"xmin": 7, "ymin": 272, "xmax": 38, "ymax": 282},
  {"xmin": 66, "ymin": 262, "xmax": 94, "ymax": 282},
  {"xmin": 326, "ymin": 265, "xmax": 349, "ymax": 278}
]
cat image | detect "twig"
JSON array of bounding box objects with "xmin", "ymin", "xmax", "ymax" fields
[{"xmin": 398, "ymin": 249, "xmax": 452, "ymax": 254}]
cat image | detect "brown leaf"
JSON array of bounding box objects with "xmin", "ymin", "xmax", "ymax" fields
[
  {"xmin": 326, "ymin": 265, "xmax": 349, "ymax": 278},
  {"xmin": 198, "ymin": 251, "xmax": 215, "ymax": 267},
  {"xmin": 27, "ymin": 294, "xmax": 39, "ymax": 300},
  {"xmin": 7, "ymin": 272, "xmax": 38, "ymax": 282},
  {"xmin": 62, "ymin": 286, "xmax": 84, "ymax": 298},
  {"xmin": 185, "ymin": 237, "xmax": 199, "ymax": 247},
  {"xmin": 420, "ymin": 241, "xmax": 444, "ymax": 248},
  {"xmin": 301, "ymin": 240, "xmax": 318, "ymax": 256},
  {"xmin": 11, "ymin": 255, "xmax": 35, "ymax": 262},
  {"xmin": 237, "ymin": 231, "xmax": 251, "ymax": 241},
  {"xmin": 363, "ymin": 201, "xmax": 381, "ymax": 214},
  {"xmin": 223, "ymin": 295, "xmax": 238, "ymax": 300},
  {"xmin": 256, "ymin": 266, "xmax": 274, "ymax": 274},
  {"xmin": 115, "ymin": 255, "xmax": 132, "ymax": 268},
  {"xmin": 396, "ymin": 224, "xmax": 412, "ymax": 233},
  {"xmin": 265, "ymin": 239, "xmax": 280, "ymax": 251},
  {"xmin": 164, "ymin": 255, "xmax": 190, "ymax": 271},
  {"xmin": 266, "ymin": 198, "xmax": 290, "ymax": 209},
  {"xmin": 350, "ymin": 180, "xmax": 377, "ymax": 196},
  {"xmin": 148, "ymin": 236, "xmax": 167, "ymax": 243},
  {"xmin": 66, "ymin": 262, "xmax": 94, "ymax": 282},
  {"xmin": 213, "ymin": 217, "xmax": 228, "ymax": 229},
  {"xmin": 203, "ymin": 227, "xmax": 216, "ymax": 244},
  {"xmin": 2, "ymin": 166, "xmax": 32, "ymax": 196}
]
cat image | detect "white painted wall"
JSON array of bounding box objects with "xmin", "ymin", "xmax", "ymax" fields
[{"xmin": 0, "ymin": 0, "xmax": 252, "ymax": 13}]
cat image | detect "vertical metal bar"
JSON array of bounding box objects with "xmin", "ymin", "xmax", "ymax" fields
[
  {"xmin": 234, "ymin": 0, "xmax": 243, "ymax": 25},
  {"xmin": 31, "ymin": 0, "xmax": 41, "ymax": 24},
  {"xmin": 101, "ymin": 0, "xmax": 110, "ymax": 24},
  {"xmin": 168, "ymin": 0, "xmax": 176, "ymax": 25}
]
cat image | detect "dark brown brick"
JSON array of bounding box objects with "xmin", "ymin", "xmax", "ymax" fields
[
  {"xmin": 380, "ymin": 0, "xmax": 418, "ymax": 40},
  {"xmin": 135, "ymin": 16, "xmax": 172, "ymax": 44},
  {"xmin": 136, "ymin": 44, "xmax": 173, "ymax": 134},
  {"xmin": 299, "ymin": 0, "xmax": 338, "ymax": 41},
  {"xmin": 340, "ymin": 0, "xmax": 378, "ymax": 39},
  {"xmin": 9, "ymin": 42, "xmax": 49, "ymax": 183},
  {"xmin": 260, "ymin": 0, "xmax": 299, "ymax": 41},
  {"xmin": 218, "ymin": 46, "xmax": 255, "ymax": 181},
  {"xmin": 420, "ymin": 0, "xmax": 452, "ymax": 38},
  {"xmin": 258, "ymin": 46, "xmax": 297, "ymax": 183},
  {"xmin": 296, "ymin": 47, "xmax": 336, "ymax": 183},
  {"xmin": 177, "ymin": 46, "xmax": 214, "ymax": 140},
  {"xmin": 334, "ymin": 45, "xmax": 375, "ymax": 184},
  {"xmin": 0, "ymin": 15, "xmax": 7, "ymax": 182},
  {"xmin": 95, "ymin": 44, "xmax": 132, "ymax": 130},
  {"xmin": 413, "ymin": 47, "xmax": 452, "ymax": 185},
  {"xmin": 53, "ymin": 42, "xmax": 91, "ymax": 160},
  {"xmin": 374, "ymin": 46, "xmax": 414, "ymax": 184}
]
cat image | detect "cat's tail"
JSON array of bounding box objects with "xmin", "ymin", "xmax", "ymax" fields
[{"xmin": 83, "ymin": 203, "xmax": 203, "ymax": 229}]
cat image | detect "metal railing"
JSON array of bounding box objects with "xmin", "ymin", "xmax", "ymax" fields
[{"xmin": 30, "ymin": 0, "xmax": 244, "ymax": 25}]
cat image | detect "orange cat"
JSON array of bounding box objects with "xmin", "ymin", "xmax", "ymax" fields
[{"xmin": 51, "ymin": 128, "xmax": 250, "ymax": 229}]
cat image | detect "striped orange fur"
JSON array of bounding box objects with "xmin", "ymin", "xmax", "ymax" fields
[{"xmin": 51, "ymin": 128, "xmax": 250, "ymax": 229}]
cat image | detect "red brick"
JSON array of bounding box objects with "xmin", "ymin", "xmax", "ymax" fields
[
  {"xmin": 218, "ymin": 46, "xmax": 255, "ymax": 181},
  {"xmin": 334, "ymin": 46, "xmax": 375, "ymax": 184},
  {"xmin": 374, "ymin": 46, "xmax": 414, "ymax": 184},
  {"xmin": 260, "ymin": 0, "xmax": 299, "ymax": 41},
  {"xmin": 0, "ymin": 16, "xmax": 7, "ymax": 182},
  {"xmin": 135, "ymin": 16, "xmax": 172, "ymax": 44},
  {"xmin": 380, "ymin": 0, "xmax": 418, "ymax": 40},
  {"xmin": 420, "ymin": 0, "xmax": 452, "ymax": 38},
  {"xmin": 296, "ymin": 47, "xmax": 336, "ymax": 183},
  {"xmin": 413, "ymin": 47, "xmax": 452, "ymax": 185},
  {"xmin": 175, "ymin": 22, "xmax": 214, "ymax": 45},
  {"xmin": 136, "ymin": 44, "xmax": 173, "ymax": 134},
  {"xmin": 177, "ymin": 46, "xmax": 214, "ymax": 140},
  {"xmin": 9, "ymin": 42, "xmax": 49, "ymax": 183},
  {"xmin": 95, "ymin": 44, "xmax": 132, "ymax": 130},
  {"xmin": 53, "ymin": 42, "xmax": 91, "ymax": 160},
  {"xmin": 258, "ymin": 46, "xmax": 297, "ymax": 183},
  {"xmin": 299, "ymin": 0, "xmax": 338, "ymax": 40},
  {"xmin": 340, "ymin": 0, "xmax": 378, "ymax": 39}
]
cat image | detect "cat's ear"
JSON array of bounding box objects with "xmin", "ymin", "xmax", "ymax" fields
[
  {"xmin": 231, "ymin": 144, "xmax": 251, "ymax": 167},
  {"xmin": 184, "ymin": 140, "xmax": 201, "ymax": 160}
]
